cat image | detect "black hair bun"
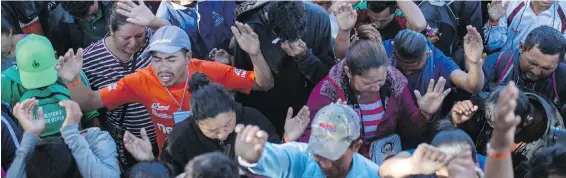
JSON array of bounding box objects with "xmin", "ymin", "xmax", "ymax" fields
[{"xmin": 188, "ymin": 72, "xmax": 210, "ymax": 92}]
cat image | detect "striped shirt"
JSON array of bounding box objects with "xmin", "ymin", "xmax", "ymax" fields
[
  {"xmin": 359, "ymin": 96, "xmax": 386, "ymax": 157},
  {"xmin": 82, "ymin": 28, "xmax": 156, "ymax": 142}
]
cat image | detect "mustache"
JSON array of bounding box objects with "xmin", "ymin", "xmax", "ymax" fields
[{"xmin": 158, "ymin": 72, "xmax": 174, "ymax": 76}]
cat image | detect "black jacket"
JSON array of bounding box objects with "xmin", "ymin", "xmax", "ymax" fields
[
  {"xmin": 47, "ymin": 1, "xmax": 112, "ymax": 56},
  {"xmin": 232, "ymin": 1, "xmax": 335, "ymax": 135},
  {"xmin": 159, "ymin": 103, "xmax": 280, "ymax": 175}
]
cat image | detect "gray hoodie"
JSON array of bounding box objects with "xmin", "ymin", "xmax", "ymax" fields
[{"xmin": 6, "ymin": 124, "xmax": 119, "ymax": 178}]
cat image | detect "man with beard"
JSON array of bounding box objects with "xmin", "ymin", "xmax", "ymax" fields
[{"xmin": 235, "ymin": 103, "xmax": 379, "ymax": 178}]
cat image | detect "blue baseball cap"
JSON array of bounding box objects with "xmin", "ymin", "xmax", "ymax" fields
[{"xmin": 141, "ymin": 25, "xmax": 192, "ymax": 59}]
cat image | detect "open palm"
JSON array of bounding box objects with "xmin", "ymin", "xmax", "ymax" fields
[
  {"xmin": 124, "ymin": 128, "xmax": 154, "ymax": 161},
  {"xmin": 13, "ymin": 98, "xmax": 45, "ymax": 136},
  {"xmin": 232, "ymin": 21, "xmax": 260, "ymax": 56},
  {"xmin": 415, "ymin": 77, "xmax": 452, "ymax": 115},
  {"xmin": 56, "ymin": 48, "xmax": 84, "ymax": 82},
  {"xmin": 463, "ymin": 25, "xmax": 484, "ymax": 64},
  {"xmin": 283, "ymin": 106, "xmax": 311, "ymax": 142},
  {"xmin": 335, "ymin": 3, "xmax": 358, "ymax": 31},
  {"xmin": 488, "ymin": 0, "xmax": 509, "ymax": 21},
  {"xmin": 116, "ymin": 0, "xmax": 155, "ymax": 27}
]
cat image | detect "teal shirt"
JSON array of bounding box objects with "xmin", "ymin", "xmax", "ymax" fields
[
  {"xmin": 77, "ymin": 8, "xmax": 108, "ymax": 47},
  {"xmin": 1, "ymin": 67, "xmax": 99, "ymax": 136}
]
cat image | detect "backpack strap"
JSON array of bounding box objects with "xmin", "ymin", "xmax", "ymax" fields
[
  {"xmin": 508, "ymin": 1, "xmax": 526, "ymax": 26},
  {"xmin": 552, "ymin": 72, "xmax": 560, "ymax": 103},
  {"xmin": 556, "ymin": 5, "xmax": 566, "ymax": 33},
  {"xmin": 495, "ymin": 51, "xmax": 516, "ymax": 83}
]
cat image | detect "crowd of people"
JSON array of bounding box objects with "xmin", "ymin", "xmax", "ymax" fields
[{"xmin": 1, "ymin": 0, "xmax": 566, "ymax": 178}]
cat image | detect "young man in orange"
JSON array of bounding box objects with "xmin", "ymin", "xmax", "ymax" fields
[{"xmin": 54, "ymin": 23, "xmax": 273, "ymax": 152}]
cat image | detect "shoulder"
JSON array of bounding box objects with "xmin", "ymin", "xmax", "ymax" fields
[
  {"xmin": 240, "ymin": 106, "xmax": 268, "ymax": 123},
  {"xmin": 83, "ymin": 40, "xmax": 106, "ymax": 58},
  {"xmin": 354, "ymin": 153, "xmax": 380, "ymax": 176},
  {"xmin": 305, "ymin": 2, "xmax": 328, "ymax": 17},
  {"xmin": 49, "ymin": 4, "xmax": 74, "ymax": 23}
]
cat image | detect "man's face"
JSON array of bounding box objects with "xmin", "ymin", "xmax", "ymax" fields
[
  {"xmin": 84, "ymin": 1, "xmax": 99, "ymax": 20},
  {"xmin": 312, "ymin": 141, "xmax": 360, "ymax": 178},
  {"xmin": 150, "ymin": 50, "xmax": 191, "ymax": 86},
  {"xmin": 111, "ymin": 24, "xmax": 147, "ymax": 55},
  {"xmin": 395, "ymin": 51, "xmax": 429, "ymax": 76},
  {"xmin": 519, "ymin": 45, "xmax": 560, "ymax": 81},
  {"xmin": 366, "ymin": 8, "xmax": 395, "ymax": 29}
]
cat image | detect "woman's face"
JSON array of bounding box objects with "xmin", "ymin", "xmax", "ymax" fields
[
  {"xmin": 111, "ymin": 23, "xmax": 147, "ymax": 55},
  {"xmin": 346, "ymin": 66, "xmax": 388, "ymax": 98},
  {"xmin": 197, "ymin": 111, "xmax": 237, "ymax": 141}
]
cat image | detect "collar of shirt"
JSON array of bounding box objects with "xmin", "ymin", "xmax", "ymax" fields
[{"xmin": 80, "ymin": 7, "xmax": 103, "ymax": 22}]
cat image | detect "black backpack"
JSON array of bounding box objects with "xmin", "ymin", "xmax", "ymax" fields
[{"xmin": 418, "ymin": 1, "xmax": 464, "ymax": 57}]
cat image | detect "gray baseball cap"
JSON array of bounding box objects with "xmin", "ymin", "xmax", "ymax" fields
[
  {"xmin": 141, "ymin": 25, "xmax": 192, "ymax": 59},
  {"xmin": 307, "ymin": 103, "xmax": 361, "ymax": 161}
]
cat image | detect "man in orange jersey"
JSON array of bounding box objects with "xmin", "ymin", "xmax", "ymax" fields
[{"xmin": 54, "ymin": 23, "xmax": 273, "ymax": 152}]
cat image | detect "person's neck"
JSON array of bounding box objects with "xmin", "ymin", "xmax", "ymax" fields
[
  {"xmin": 530, "ymin": 2, "xmax": 552, "ymax": 15},
  {"xmin": 105, "ymin": 36, "xmax": 133, "ymax": 62},
  {"xmin": 173, "ymin": 0, "xmax": 195, "ymax": 6},
  {"xmin": 172, "ymin": 69, "xmax": 190, "ymax": 86},
  {"xmin": 330, "ymin": 160, "xmax": 354, "ymax": 178}
]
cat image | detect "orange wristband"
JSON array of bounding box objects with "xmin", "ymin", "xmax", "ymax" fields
[
  {"xmin": 487, "ymin": 143, "xmax": 512, "ymax": 160},
  {"xmin": 336, "ymin": 35, "xmax": 349, "ymax": 43},
  {"xmin": 488, "ymin": 20, "xmax": 499, "ymax": 26},
  {"xmin": 66, "ymin": 77, "xmax": 81, "ymax": 88}
]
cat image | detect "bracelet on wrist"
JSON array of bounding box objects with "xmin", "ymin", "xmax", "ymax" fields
[
  {"xmin": 486, "ymin": 142, "xmax": 512, "ymax": 160},
  {"xmin": 66, "ymin": 76, "xmax": 81, "ymax": 88},
  {"xmin": 488, "ymin": 19, "xmax": 499, "ymax": 26}
]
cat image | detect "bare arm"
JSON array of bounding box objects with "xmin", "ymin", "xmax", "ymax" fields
[
  {"xmin": 485, "ymin": 82, "xmax": 520, "ymax": 178},
  {"xmin": 232, "ymin": 22, "xmax": 274, "ymax": 91},
  {"xmin": 450, "ymin": 63, "xmax": 484, "ymax": 94},
  {"xmin": 250, "ymin": 51, "xmax": 274, "ymax": 91},
  {"xmin": 378, "ymin": 152, "xmax": 415, "ymax": 178},
  {"xmin": 333, "ymin": 3, "xmax": 358, "ymax": 59},
  {"xmin": 67, "ymin": 76, "xmax": 105, "ymax": 112},
  {"xmin": 397, "ymin": 0, "xmax": 426, "ymax": 32},
  {"xmin": 335, "ymin": 29, "xmax": 352, "ymax": 60}
]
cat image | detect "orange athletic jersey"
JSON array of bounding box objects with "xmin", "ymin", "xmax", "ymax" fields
[{"xmin": 98, "ymin": 59, "xmax": 255, "ymax": 151}]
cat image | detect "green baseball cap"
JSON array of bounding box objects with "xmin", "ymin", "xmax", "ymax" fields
[{"xmin": 15, "ymin": 34, "xmax": 58, "ymax": 89}]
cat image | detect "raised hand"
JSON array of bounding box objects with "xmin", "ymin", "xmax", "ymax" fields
[
  {"xmin": 447, "ymin": 146, "xmax": 478, "ymax": 178},
  {"xmin": 491, "ymin": 82, "xmax": 521, "ymax": 151},
  {"xmin": 116, "ymin": 0, "xmax": 156, "ymax": 27},
  {"xmin": 410, "ymin": 143, "xmax": 453, "ymax": 175},
  {"xmin": 234, "ymin": 124, "xmax": 269, "ymax": 164},
  {"xmin": 232, "ymin": 21, "xmax": 260, "ymax": 56},
  {"xmin": 487, "ymin": 0, "xmax": 509, "ymax": 21},
  {"xmin": 208, "ymin": 48, "xmax": 231, "ymax": 65},
  {"xmin": 56, "ymin": 48, "xmax": 84, "ymax": 83},
  {"xmin": 357, "ymin": 24, "xmax": 382, "ymax": 42},
  {"xmin": 283, "ymin": 106, "xmax": 311, "ymax": 142},
  {"xmin": 59, "ymin": 100, "xmax": 84, "ymax": 128},
  {"xmin": 281, "ymin": 39, "xmax": 308, "ymax": 58},
  {"xmin": 335, "ymin": 3, "xmax": 357, "ymax": 31},
  {"xmin": 451, "ymin": 100, "xmax": 478, "ymax": 125},
  {"xmin": 13, "ymin": 98, "xmax": 45, "ymax": 136},
  {"xmin": 415, "ymin": 77, "xmax": 452, "ymax": 116},
  {"xmin": 464, "ymin": 25, "xmax": 484, "ymax": 64},
  {"xmin": 124, "ymin": 128, "xmax": 154, "ymax": 161}
]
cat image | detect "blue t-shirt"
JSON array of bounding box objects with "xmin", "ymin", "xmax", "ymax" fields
[{"xmin": 383, "ymin": 40, "xmax": 460, "ymax": 99}]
